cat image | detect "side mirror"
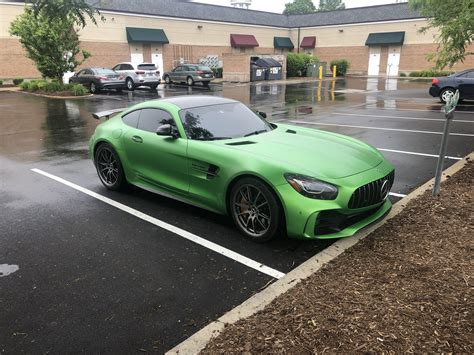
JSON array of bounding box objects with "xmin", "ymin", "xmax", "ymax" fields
[
  {"xmin": 256, "ymin": 111, "xmax": 267, "ymax": 119},
  {"xmin": 156, "ymin": 124, "xmax": 179, "ymax": 139}
]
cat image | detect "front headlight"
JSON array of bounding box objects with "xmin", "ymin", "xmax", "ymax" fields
[{"xmin": 284, "ymin": 173, "xmax": 338, "ymax": 200}]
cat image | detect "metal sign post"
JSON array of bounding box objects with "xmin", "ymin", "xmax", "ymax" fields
[{"xmin": 432, "ymin": 90, "xmax": 459, "ymax": 196}]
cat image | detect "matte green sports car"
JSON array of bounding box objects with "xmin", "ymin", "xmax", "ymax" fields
[{"xmin": 89, "ymin": 96, "xmax": 394, "ymax": 242}]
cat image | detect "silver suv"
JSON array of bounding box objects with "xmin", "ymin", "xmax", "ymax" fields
[
  {"xmin": 163, "ymin": 64, "xmax": 214, "ymax": 87},
  {"xmin": 112, "ymin": 62, "xmax": 161, "ymax": 91}
]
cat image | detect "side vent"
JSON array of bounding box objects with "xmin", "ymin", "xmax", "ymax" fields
[
  {"xmin": 226, "ymin": 141, "xmax": 256, "ymax": 146},
  {"xmin": 286, "ymin": 129, "xmax": 296, "ymax": 134}
]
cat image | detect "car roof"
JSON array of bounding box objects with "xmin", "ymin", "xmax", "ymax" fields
[{"xmin": 159, "ymin": 96, "xmax": 238, "ymax": 109}]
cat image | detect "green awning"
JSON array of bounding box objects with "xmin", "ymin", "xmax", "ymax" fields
[
  {"xmin": 274, "ymin": 37, "xmax": 294, "ymax": 49},
  {"xmin": 126, "ymin": 27, "xmax": 169, "ymax": 44},
  {"xmin": 365, "ymin": 32, "xmax": 405, "ymax": 46}
]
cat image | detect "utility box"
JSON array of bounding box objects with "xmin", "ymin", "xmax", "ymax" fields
[{"xmin": 255, "ymin": 58, "xmax": 283, "ymax": 80}]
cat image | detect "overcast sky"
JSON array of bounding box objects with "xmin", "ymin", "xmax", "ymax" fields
[{"xmin": 190, "ymin": 0, "xmax": 402, "ymax": 12}]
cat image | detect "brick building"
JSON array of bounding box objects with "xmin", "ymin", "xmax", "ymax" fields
[{"xmin": 0, "ymin": 0, "xmax": 472, "ymax": 79}]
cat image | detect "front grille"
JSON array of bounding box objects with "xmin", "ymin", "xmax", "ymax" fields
[
  {"xmin": 314, "ymin": 206, "xmax": 381, "ymax": 235},
  {"xmin": 348, "ymin": 170, "xmax": 395, "ymax": 209}
]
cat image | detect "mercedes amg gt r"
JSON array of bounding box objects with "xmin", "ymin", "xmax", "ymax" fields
[{"xmin": 89, "ymin": 96, "xmax": 394, "ymax": 242}]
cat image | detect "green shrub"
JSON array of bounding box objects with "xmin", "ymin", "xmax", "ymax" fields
[
  {"xmin": 399, "ymin": 72, "xmax": 407, "ymax": 77},
  {"xmin": 13, "ymin": 78, "xmax": 24, "ymax": 85},
  {"xmin": 287, "ymin": 53, "xmax": 319, "ymax": 77},
  {"xmin": 409, "ymin": 70, "xmax": 453, "ymax": 77},
  {"xmin": 0, "ymin": 80, "xmax": 3, "ymax": 86},
  {"xmin": 19, "ymin": 81, "xmax": 29, "ymax": 90},
  {"xmin": 28, "ymin": 81, "xmax": 39, "ymax": 91},
  {"xmin": 71, "ymin": 83, "xmax": 88, "ymax": 96},
  {"xmin": 36, "ymin": 80, "xmax": 48, "ymax": 90},
  {"xmin": 212, "ymin": 67, "xmax": 223, "ymax": 78},
  {"xmin": 44, "ymin": 81, "xmax": 64, "ymax": 92},
  {"xmin": 330, "ymin": 59, "xmax": 350, "ymax": 76}
]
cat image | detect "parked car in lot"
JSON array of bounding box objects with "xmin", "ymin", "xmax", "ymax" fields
[
  {"xmin": 69, "ymin": 68, "xmax": 124, "ymax": 94},
  {"xmin": 112, "ymin": 62, "xmax": 161, "ymax": 91},
  {"xmin": 89, "ymin": 96, "xmax": 394, "ymax": 242},
  {"xmin": 429, "ymin": 68, "xmax": 474, "ymax": 103},
  {"xmin": 163, "ymin": 64, "xmax": 214, "ymax": 87}
]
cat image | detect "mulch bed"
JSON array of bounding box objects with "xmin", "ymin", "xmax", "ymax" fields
[{"xmin": 204, "ymin": 160, "xmax": 473, "ymax": 353}]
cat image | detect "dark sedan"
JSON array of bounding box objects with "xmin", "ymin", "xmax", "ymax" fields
[
  {"xmin": 69, "ymin": 68, "xmax": 125, "ymax": 94},
  {"xmin": 429, "ymin": 69, "xmax": 474, "ymax": 103}
]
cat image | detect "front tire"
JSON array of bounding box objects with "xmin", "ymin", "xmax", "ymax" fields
[
  {"xmin": 164, "ymin": 75, "xmax": 171, "ymax": 84},
  {"xmin": 94, "ymin": 143, "xmax": 126, "ymax": 191},
  {"xmin": 126, "ymin": 78, "xmax": 135, "ymax": 91},
  {"xmin": 230, "ymin": 177, "xmax": 283, "ymax": 243},
  {"xmin": 187, "ymin": 76, "xmax": 194, "ymax": 86},
  {"xmin": 440, "ymin": 88, "xmax": 455, "ymax": 103}
]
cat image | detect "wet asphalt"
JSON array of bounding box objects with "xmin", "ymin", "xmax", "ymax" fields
[{"xmin": 1, "ymin": 78, "xmax": 473, "ymax": 353}]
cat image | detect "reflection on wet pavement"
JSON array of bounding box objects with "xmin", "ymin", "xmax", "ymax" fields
[{"xmin": 0, "ymin": 77, "xmax": 472, "ymax": 163}]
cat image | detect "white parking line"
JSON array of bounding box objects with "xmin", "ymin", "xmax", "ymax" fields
[
  {"xmin": 389, "ymin": 192, "xmax": 407, "ymax": 198},
  {"xmin": 31, "ymin": 168, "xmax": 286, "ymax": 280},
  {"xmin": 288, "ymin": 120, "xmax": 474, "ymax": 137},
  {"xmin": 364, "ymin": 106, "xmax": 474, "ymax": 115},
  {"xmin": 332, "ymin": 112, "xmax": 474, "ymax": 124},
  {"xmin": 377, "ymin": 148, "xmax": 462, "ymax": 160}
]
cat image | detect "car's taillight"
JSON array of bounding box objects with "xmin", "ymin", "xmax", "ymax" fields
[
  {"xmin": 196, "ymin": 70, "xmax": 204, "ymax": 74},
  {"xmin": 432, "ymin": 78, "xmax": 439, "ymax": 85},
  {"xmin": 156, "ymin": 71, "xmax": 160, "ymax": 75},
  {"xmin": 97, "ymin": 76, "xmax": 108, "ymax": 81},
  {"xmin": 135, "ymin": 71, "xmax": 145, "ymax": 75}
]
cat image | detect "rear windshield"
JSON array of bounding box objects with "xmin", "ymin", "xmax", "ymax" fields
[
  {"xmin": 138, "ymin": 64, "xmax": 157, "ymax": 70},
  {"xmin": 94, "ymin": 68, "xmax": 116, "ymax": 74}
]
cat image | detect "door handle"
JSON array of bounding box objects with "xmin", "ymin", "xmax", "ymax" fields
[{"xmin": 131, "ymin": 136, "xmax": 143, "ymax": 143}]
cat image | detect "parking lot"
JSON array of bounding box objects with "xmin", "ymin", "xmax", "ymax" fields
[{"xmin": 1, "ymin": 77, "xmax": 473, "ymax": 353}]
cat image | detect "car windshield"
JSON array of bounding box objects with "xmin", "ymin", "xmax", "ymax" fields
[{"xmin": 179, "ymin": 103, "xmax": 272, "ymax": 141}]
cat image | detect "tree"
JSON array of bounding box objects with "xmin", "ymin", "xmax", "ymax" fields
[
  {"xmin": 283, "ymin": 0, "xmax": 316, "ymax": 15},
  {"xmin": 409, "ymin": 0, "xmax": 474, "ymax": 69},
  {"xmin": 9, "ymin": 0, "xmax": 102, "ymax": 82},
  {"xmin": 318, "ymin": 0, "xmax": 345, "ymax": 11}
]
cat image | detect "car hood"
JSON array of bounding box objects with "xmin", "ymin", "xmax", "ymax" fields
[{"xmin": 220, "ymin": 124, "xmax": 383, "ymax": 180}]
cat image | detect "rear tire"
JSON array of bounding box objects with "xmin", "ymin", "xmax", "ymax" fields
[
  {"xmin": 126, "ymin": 78, "xmax": 135, "ymax": 91},
  {"xmin": 440, "ymin": 88, "xmax": 455, "ymax": 103},
  {"xmin": 164, "ymin": 75, "xmax": 171, "ymax": 84},
  {"xmin": 90, "ymin": 82, "xmax": 99, "ymax": 94},
  {"xmin": 187, "ymin": 76, "xmax": 194, "ymax": 86},
  {"xmin": 94, "ymin": 143, "xmax": 126, "ymax": 191},
  {"xmin": 229, "ymin": 177, "xmax": 283, "ymax": 243}
]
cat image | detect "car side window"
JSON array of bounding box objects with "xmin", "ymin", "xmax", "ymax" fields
[
  {"xmin": 458, "ymin": 71, "xmax": 474, "ymax": 78},
  {"xmin": 126, "ymin": 64, "xmax": 134, "ymax": 70},
  {"xmin": 77, "ymin": 70, "xmax": 86, "ymax": 76},
  {"xmin": 137, "ymin": 109, "xmax": 178, "ymax": 134},
  {"xmin": 122, "ymin": 110, "xmax": 141, "ymax": 128},
  {"xmin": 174, "ymin": 66, "xmax": 182, "ymax": 72},
  {"xmin": 113, "ymin": 65, "xmax": 120, "ymax": 71},
  {"xmin": 84, "ymin": 69, "xmax": 93, "ymax": 75}
]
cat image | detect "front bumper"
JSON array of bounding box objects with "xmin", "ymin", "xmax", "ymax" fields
[
  {"xmin": 276, "ymin": 160, "xmax": 394, "ymax": 239},
  {"xmin": 429, "ymin": 85, "xmax": 440, "ymax": 97}
]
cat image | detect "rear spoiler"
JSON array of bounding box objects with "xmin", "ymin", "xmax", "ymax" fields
[{"xmin": 92, "ymin": 108, "xmax": 126, "ymax": 120}]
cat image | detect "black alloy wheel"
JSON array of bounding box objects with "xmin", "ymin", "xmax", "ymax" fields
[
  {"xmin": 94, "ymin": 143, "xmax": 126, "ymax": 190},
  {"xmin": 230, "ymin": 177, "xmax": 282, "ymax": 242}
]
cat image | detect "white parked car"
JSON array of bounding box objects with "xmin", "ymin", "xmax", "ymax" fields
[{"xmin": 112, "ymin": 62, "xmax": 161, "ymax": 91}]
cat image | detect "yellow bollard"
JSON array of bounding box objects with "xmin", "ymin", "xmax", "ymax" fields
[
  {"xmin": 333, "ymin": 65, "xmax": 337, "ymax": 78},
  {"xmin": 319, "ymin": 65, "xmax": 323, "ymax": 80}
]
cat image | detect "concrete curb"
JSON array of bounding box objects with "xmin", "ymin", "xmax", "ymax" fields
[
  {"xmin": 16, "ymin": 90, "xmax": 93, "ymax": 99},
  {"xmin": 167, "ymin": 152, "xmax": 473, "ymax": 355}
]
